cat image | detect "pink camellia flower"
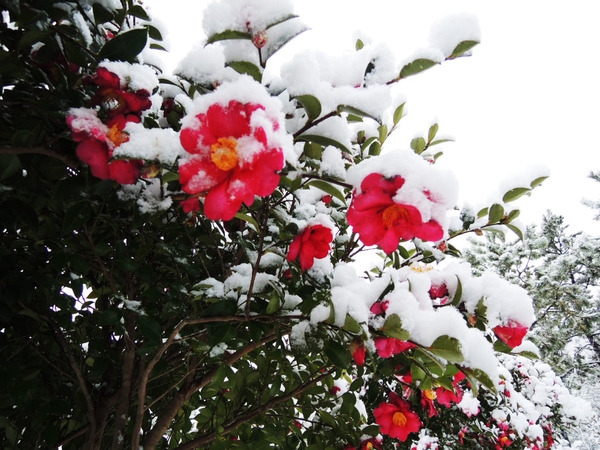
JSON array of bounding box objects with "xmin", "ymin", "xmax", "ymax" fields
[
  {"xmin": 178, "ymin": 99, "xmax": 285, "ymax": 221},
  {"xmin": 374, "ymin": 337, "xmax": 416, "ymax": 358},
  {"xmin": 373, "ymin": 391, "xmax": 422, "ymax": 442},
  {"xmin": 347, "ymin": 173, "xmax": 444, "ymax": 254},
  {"xmin": 67, "ymin": 109, "xmax": 142, "ymax": 184},
  {"xmin": 494, "ymin": 321, "xmax": 529, "ymax": 348},
  {"xmin": 287, "ymin": 224, "xmax": 333, "ymax": 270}
]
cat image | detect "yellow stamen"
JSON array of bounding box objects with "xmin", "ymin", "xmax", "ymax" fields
[
  {"xmin": 107, "ymin": 124, "xmax": 129, "ymax": 146},
  {"xmin": 423, "ymin": 389, "xmax": 437, "ymax": 400},
  {"xmin": 382, "ymin": 204, "xmax": 410, "ymax": 228},
  {"xmin": 392, "ymin": 411, "xmax": 407, "ymax": 427},
  {"xmin": 210, "ymin": 137, "xmax": 239, "ymax": 171}
]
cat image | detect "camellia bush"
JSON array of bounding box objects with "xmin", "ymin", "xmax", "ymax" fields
[{"xmin": 0, "ymin": 1, "xmax": 592, "ymax": 449}]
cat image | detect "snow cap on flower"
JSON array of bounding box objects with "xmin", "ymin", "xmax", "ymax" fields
[
  {"xmin": 287, "ymin": 223, "xmax": 334, "ymax": 270},
  {"xmin": 202, "ymin": 0, "xmax": 295, "ymax": 36},
  {"xmin": 346, "ymin": 150, "xmax": 457, "ymax": 253},
  {"xmin": 178, "ymin": 76, "xmax": 293, "ymax": 221}
]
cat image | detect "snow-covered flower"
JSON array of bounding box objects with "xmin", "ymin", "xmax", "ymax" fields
[
  {"xmin": 287, "ymin": 224, "xmax": 333, "ymax": 270},
  {"xmin": 67, "ymin": 108, "xmax": 142, "ymax": 184},
  {"xmin": 178, "ymin": 79, "xmax": 288, "ymax": 221},
  {"xmin": 347, "ymin": 173, "xmax": 444, "ymax": 253},
  {"xmin": 494, "ymin": 321, "xmax": 529, "ymax": 348}
]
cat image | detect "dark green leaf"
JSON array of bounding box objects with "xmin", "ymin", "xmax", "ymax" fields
[
  {"xmin": 303, "ymin": 141, "xmax": 322, "ymax": 160},
  {"xmin": 530, "ymin": 176, "xmax": 548, "ymax": 188},
  {"xmin": 427, "ymin": 123, "xmax": 439, "ymax": 143},
  {"xmin": 463, "ymin": 367, "xmax": 497, "ymax": 394},
  {"xmin": 392, "ymin": 102, "xmax": 406, "ymax": 125},
  {"xmin": 98, "ymin": 309, "xmax": 120, "ymax": 325},
  {"xmin": 369, "ymin": 140, "xmax": 381, "ymax": 156},
  {"xmin": 262, "ymin": 24, "xmax": 308, "ymax": 61},
  {"xmin": 226, "ymin": 61, "xmax": 263, "ymax": 82},
  {"xmin": 206, "ymin": 29, "xmax": 251, "ymax": 45},
  {"xmin": 92, "ymin": 3, "xmax": 114, "ymax": 24},
  {"xmin": 505, "ymin": 223, "xmax": 524, "ymax": 241},
  {"xmin": 61, "ymin": 202, "xmax": 93, "ymax": 234},
  {"xmin": 429, "ymin": 138, "xmax": 453, "ymax": 146},
  {"xmin": 343, "ymin": 314, "xmax": 362, "ymax": 334},
  {"xmin": 448, "ymin": 40, "xmax": 479, "ymax": 60},
  {"xmin": 488, "ymin": 203, "xmax": 504, "ymax": 223},
  {"xmin": 428, "ymin": 335, "xmax": 464, "ymax": 363},
  {"xmin": 502, "ymin": 187, "xmax": 530, "ymax": 203},
  {"xmin": 324, "ymin": 340, "xmax": 351, "ymax": 369},
  {"xmin": 451, "ymin": 276, "xmax": 463, "ymax": 306},
  {"xmin": 305, "ymin": 179, "xmax": 347, "ymax": 205},
  {"xmin": 146, "ymin": 25, "xmax": 163, "ymax": 42},
  {"xmin": 128, "ymin": 4, "xmax": 150, "ymax": 21},
  {"xmin": 0, "ymin": 154, "xmax": 21, "ymax": 181},
  {"xmin": 296, "ymin": 134, "xmax": 350, "ymax": 154},
  {"xmin": 399, "ymin": 58, "xmax": 438, "ymax": 78},
  {"xmin": 505, "ymin": 209, "xmax": 520, "ymax": 223},
  {"xmin": 378, "ymin": 124, "xmax": 388, "ymax": 143},
  {"xmin": 337, "ymin": 104, "xmax": 381, "ymax": 124},
  {"xmin": 137, "ymin": 315, "xmax": 162, "ymax": 342},
  {"xmin": 382, "ymin": 314, "xmax": 410, "ymax": 340},
  {"xmin": 410, "ymin": 137, "xmax": 427, "ymax": 154},
  {"xmin": 295, "ymin": 95, "xmax": 322, "ymax": 122},
  {"xmin": 98, "ymin": 28, "xmax": 148, "ymax": 62}
]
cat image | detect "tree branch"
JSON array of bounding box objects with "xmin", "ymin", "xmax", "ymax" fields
[
  {"xmin": 173, "ymin": 368, "xmax": 335, "ymax": 449},
  {"xmin": 0, "ymin": 145, "xmax": 79, "ymax": 170},
  {"xmin": 141, "ymin": 331, "xmax": 280, "ymax": 450}
]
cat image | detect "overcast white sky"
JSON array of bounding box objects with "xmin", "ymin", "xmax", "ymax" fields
[{"xmin": 145, "ymin": 0, "xmax": 600, "ymax": 235}]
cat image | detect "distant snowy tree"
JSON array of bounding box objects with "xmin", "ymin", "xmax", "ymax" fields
[{"xmin": 464, "ymin": 211, "xmax": 600, "ymax": 448}]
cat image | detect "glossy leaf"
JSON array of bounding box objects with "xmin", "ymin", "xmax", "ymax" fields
[
  {"xmin": 206, "ymin": 29, "xmax": 251, "ymax": 45},
  {"xmin": 98, "ymin": 28, "xmax": 148, "ymax": 62},
  {"xmin": 502, "ymin": 187, "xmax": 530, "ymax": 203},
  {"xmin": 530, "ymin": 176, "xmax": 549, "ymax": 188},
  {"xmin": 324, "ymin": 340, "xmax": 351, "ymax": 369},
  {"xmin": 411, "ymin": 137, "xmax": 427, "ymax": 154},
  {"xmin": 427, "ymin": 123, "xmax": 439, "ymax": 142},
  {"xmin": 0, "ymin": 154, "xmax": 20, "ymax": 181},
  {"xmin": 296, "ymin": 95, "xmax": 322, "ymax": 122},
  {"xmin": 488, "ymin": 203, "xmax": 504, "ymax": 223},
  {"xmin": 382, "ymin": 314, "xmax": 410, "ymax": 341},
  {"xmin": 226, "ymin": 61, "xmax": 263, "ymax": 82},
  {"xmin": 448, "ymin": 40, "xmax": 479, "ymax": 60},
  {"xmin": 428, "ymin": 335, "xmax": 464, "ymax": 363},
  {"xmin": 296, "ymin": 134, "xmax": 350, "ymax": 154},
  {"xmin": 506, "ymin": 223, "xmax": 524, "ymax": 241},
  {"xmin": 399, "ymin": 58, "xmax": 438, "ymax": 78},
  {"xmin": 306, "ymin": 179, "xmax": 347, "ymax": 205},
  {"xmin": 337, "ymin": 104, "xmax": 381, "ymax": 124}
]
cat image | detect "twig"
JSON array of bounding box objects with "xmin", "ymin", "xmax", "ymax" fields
[
  {"xmin": 140, "ymin": 331, "xmax": 280, "ymax": 449},
  {"xmin": 0, "ymin": 145, "xmax": 79, "ymax": 170},
  {"xmin": 173, "ymin": 368, "xmax": 335, "ymax": 449}
]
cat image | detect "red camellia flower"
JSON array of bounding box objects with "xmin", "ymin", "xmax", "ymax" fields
[
  {"xmin": 494, "ymin": 321, "xmax": 529, "ymax": 348},
  {"xmin": 287, "ymin": 224, "xmax": 333, "ymax": 270},
  {"xmin": 350, "ymin": 339, "xmax": 366, "ymax": 366},
  {"xmin": 347, "ymin": 173, "xmax": 444, "ymax": 254},
  {"xmin": 374, "ymin": 337, "xmax": 416, "ymax": 358},
  {"xmin": 67, "ymin": 110, "xmax": 142, "ymax": 184},
  {"xmin": 373, "ymin": 392, "xmax": 422, "ymax": 441},
  {"xmin": 179, "ymin": 100, "xmax": 285, "ymax": 221},
  {"xmin": 435, "ymin": 371, "xmax": 465, "ymax": 407},
  {"xmin": 89, "ymin": 67, "xmax": 152, "ymax": 123}
]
